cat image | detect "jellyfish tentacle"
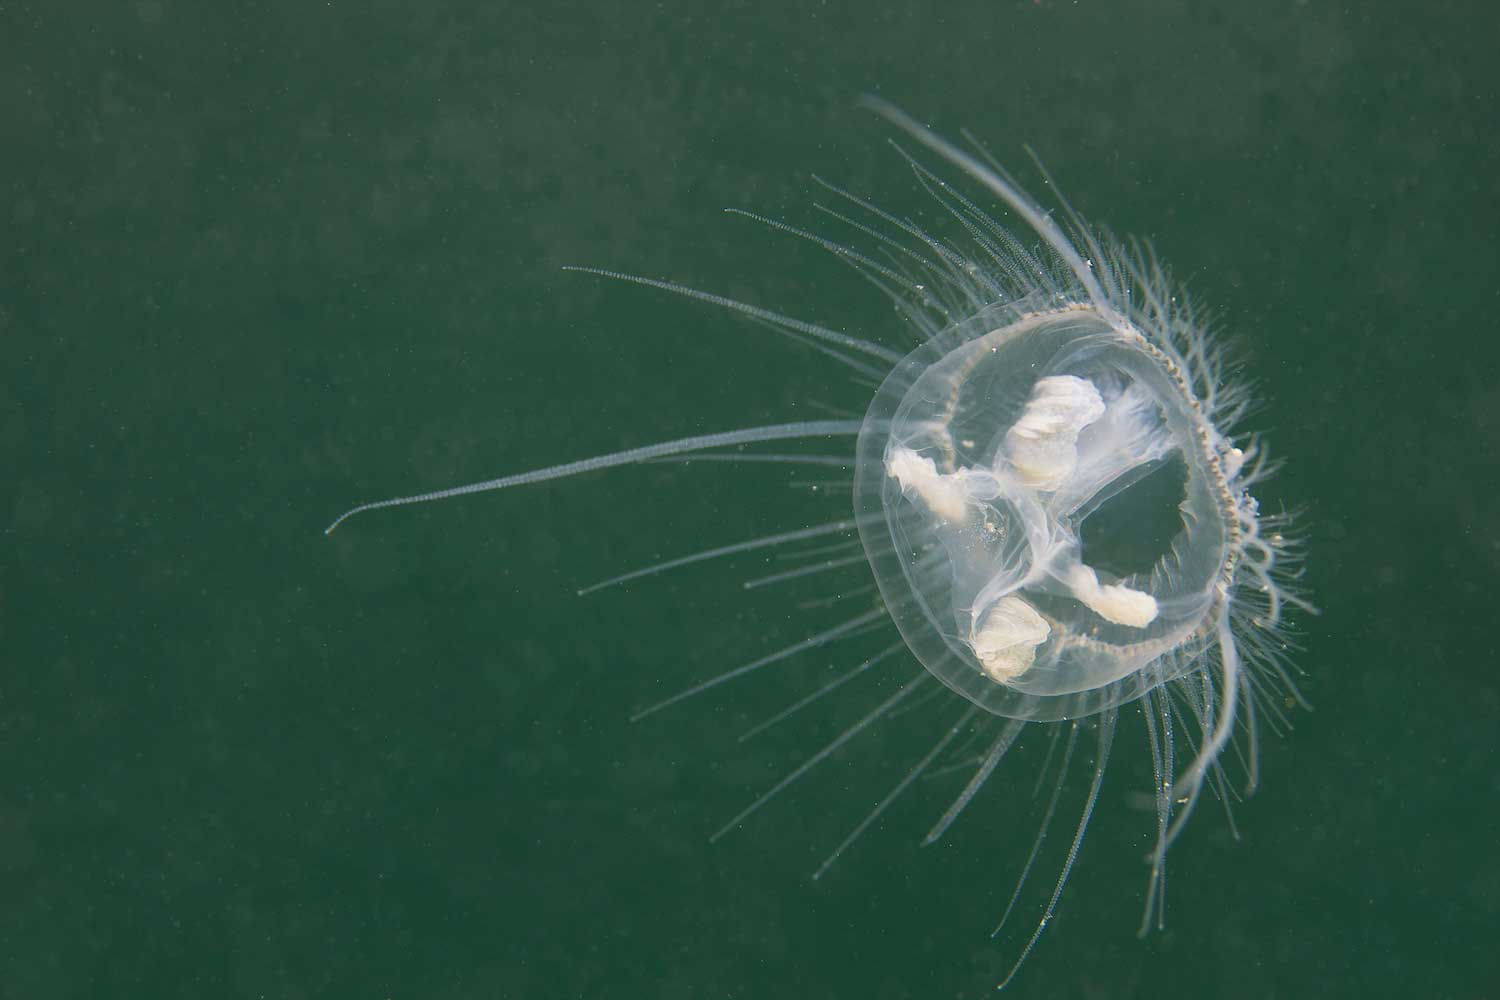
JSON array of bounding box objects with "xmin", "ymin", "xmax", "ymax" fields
[
  {"xmin": 812, "ymin": 703, "xmax": 981, "ymax": 880},
  {"xmin": 325, "ymin": 420, "xmax": 867, "ymax": 534}
]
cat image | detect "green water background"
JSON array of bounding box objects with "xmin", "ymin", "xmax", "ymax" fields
[{"xmin": 4, "ymin": 1, "xmax": 1495, "ymax": 997}]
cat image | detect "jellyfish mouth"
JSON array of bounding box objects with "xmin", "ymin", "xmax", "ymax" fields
[{"xmin": 883, "ymin": 371, "xmax": 1172, "ymax": 686}]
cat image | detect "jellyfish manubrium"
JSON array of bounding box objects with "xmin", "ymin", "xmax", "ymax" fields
[{"xmin": 327, "ymin": 100, "xmax": 1311, "ymax": 987}]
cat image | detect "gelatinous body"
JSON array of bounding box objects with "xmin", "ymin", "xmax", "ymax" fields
[{"xmin": 328, "ymin": 101, "xmax": 1311, "ymax": 987}]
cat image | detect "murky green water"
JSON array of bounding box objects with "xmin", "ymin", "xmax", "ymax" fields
[{"xmin": 5, "ymin": 2, "xmax": 1495, "ymax": 996}]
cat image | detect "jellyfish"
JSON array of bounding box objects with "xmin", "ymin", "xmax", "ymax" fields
[{"xmin": 326, "ymin": 100, "xmax": 1311, "ymax": 986}]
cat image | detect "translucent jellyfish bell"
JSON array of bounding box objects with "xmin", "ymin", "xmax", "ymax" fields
[{"xmin": 857, "ymin": 305, "xmax": 1229, "ymax": 722}]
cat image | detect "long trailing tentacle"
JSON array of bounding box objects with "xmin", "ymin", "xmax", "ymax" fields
[
  {"xmin": 997, "ymin": 707, "xmax": 1117, "ymax": 991},
  {"xmin": 862, "ymin": 97, "xmax": 1115, "ymax": 317},
  {"xmin": 1162, "ymin": 604, "xmax": 1241, "ymax": 849},
  {"xmin": 813, "ymin": 703, "xmax": 981, "ymax": 879},
  {"xmin": 711, "ymin": 669, "xmax": 930, "ymax": 843},
  {"xmin": 630, "ymin": 606, "xmax": 888, "ymax": 722},
  {"xmin": 561, "ymin": 265, "xmax": 904, "ymax": 365},
  {"xmin": 923, "ymin": 717, "xmax": 1027, "ymax": 846},
  {"xmin": 577, "ymin": 518, "xmax": 860, "ymax": 596},
  {"xmin": 325, "ymin": 420, "xmax": 866, "ymax": 533}
]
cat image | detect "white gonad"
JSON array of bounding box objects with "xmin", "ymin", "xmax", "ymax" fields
[{"xmin": 327, "ymin": 99, "xmax": 1314, "ymax": 988}]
